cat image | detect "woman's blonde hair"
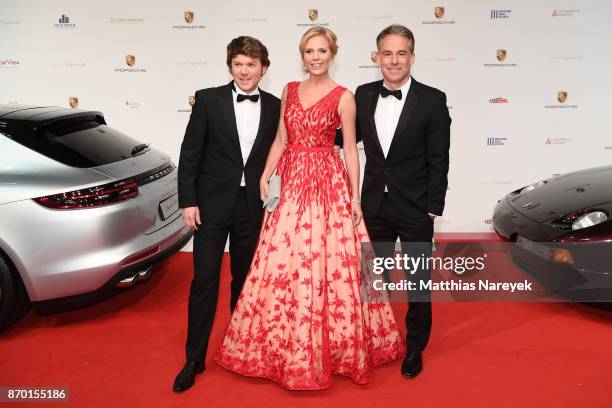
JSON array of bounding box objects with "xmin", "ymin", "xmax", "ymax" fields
[{"xmin": 298, "ymin": 27, "xmax": 338, "ymax": 57}]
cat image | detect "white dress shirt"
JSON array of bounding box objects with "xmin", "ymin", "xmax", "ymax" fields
[
  {"xmin": 232, "ymin": 82, "xmax": 261, "ymax": 186},
  {"xmin": 374, "ymin": 76, "xmax": 412, "ymax": 192}
]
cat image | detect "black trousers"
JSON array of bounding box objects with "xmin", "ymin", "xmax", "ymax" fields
[
  {"xmin": 185, "ymin": 188, "xmax": 262, "ymax": 362},
  {"xmin": 364, "ymin": 193, "xmax": 434, "ymax": 353}
]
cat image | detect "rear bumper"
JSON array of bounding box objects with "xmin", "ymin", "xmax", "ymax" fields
[{"xmin": 32, "ymin": 229, "xmax": 192, "ymax": 314}]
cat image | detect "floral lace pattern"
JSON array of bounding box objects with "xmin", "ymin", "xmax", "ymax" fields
[{"xmin": 214, "ymin": 82, "xmax": 405, "ymax": 390}]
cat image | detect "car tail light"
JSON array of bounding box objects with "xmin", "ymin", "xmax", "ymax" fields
[{"xmin": 33, "ymin": 180, "xmax": 139, "ymax": 209}]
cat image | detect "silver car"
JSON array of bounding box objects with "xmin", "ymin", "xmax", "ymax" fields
[{"xmin": 0, "ymin": 105, "xmax": 192, "ymax": 330}]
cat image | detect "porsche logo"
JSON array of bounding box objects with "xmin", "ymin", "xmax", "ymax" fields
[
  {"xmin": 126, "ymin": 54, "xmax": 136, "ymax": 67},
  {"xmin": 496, "ymin": 49, "xmax": 507, "ymax": 62},
  {"xmin": 370, "ymin": 51, "xmax": 377, "ymax": 63},
  {"xmin": 308, "ymin": 9, "xmax": 318, "ymax": 21},
  {"xmin": 188, "ymin": 95, "xmax": 196, "ymax": 107},
  {"xmin": 69, "ymin": 96, "xmax": 78, "ymax": 109},
  {"xmin": 557, "ymin": 91, "xmax": 568, "ymax": 103},
  {"xmin": 434, "ymin": 6, "xmax": 445, "ymax": 19},
  {"xmin": 184, "ymin": 11, "xmax": 194, "ymax": 24}
]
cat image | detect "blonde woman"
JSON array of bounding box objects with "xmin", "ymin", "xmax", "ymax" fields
[{"xmin": 215, "ymin": 27, "xmax": 404, "ymax": 390}]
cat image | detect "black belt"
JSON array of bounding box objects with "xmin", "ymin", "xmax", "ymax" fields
[{"xmin": 239, "ymin": 186, "xmax": 247, "ymax": 192}]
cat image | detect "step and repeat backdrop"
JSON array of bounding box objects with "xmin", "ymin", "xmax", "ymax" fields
[{"xmin": 1, "ymin": 0, "xmax": 611, "ymax": 233}]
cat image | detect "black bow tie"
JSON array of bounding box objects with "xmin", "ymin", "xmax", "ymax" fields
[
  {"xmin": 380, "ymin": 87, "xmax": 402, "ymax": 100},
  {"xmin": 236, "ymin": 93, "xmax": 260, "ymax": 103}
]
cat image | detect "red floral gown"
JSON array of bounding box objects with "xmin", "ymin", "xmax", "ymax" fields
[{"xmin": 214, "ymin": 82, "xmax": 405, "ymax": 390}]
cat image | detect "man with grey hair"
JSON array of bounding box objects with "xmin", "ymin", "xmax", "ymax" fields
[{"xmin": 350, "ymin": 24, "xmax": 451, "ymax": 378}]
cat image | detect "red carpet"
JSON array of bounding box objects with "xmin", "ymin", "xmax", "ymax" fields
[{"xmin": 1, "ymin": 240, "xmax": 610, "ymax": 407}]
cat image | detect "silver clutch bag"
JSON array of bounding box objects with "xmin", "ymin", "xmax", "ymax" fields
[{"xmin": 262, "ymin": 174, "xmax": 281, "ymax": 212}]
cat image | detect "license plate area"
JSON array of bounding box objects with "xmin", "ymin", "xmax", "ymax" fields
[
  {"xmin": 516, "ymin": 235, "xmax": 551, "ymax": 260},
  {"xmin": 158, "ymin": 193, "xmax": 179, "ymax": 221}
]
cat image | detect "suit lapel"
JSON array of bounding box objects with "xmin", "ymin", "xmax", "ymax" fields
[
  {"xmin": 387, "ymin": 79, "xmax": 419, "ymax": 157},
  {"xmin": 219, "ymin": 81, "xmax": 243, "ymax": 159},
  {"xmin": 366, "ymin": 82, "xmax": 385, "ymax": 157},
  {"xmin": 246, "ymin": 89, "xmax": 267, "ymax": 165}
]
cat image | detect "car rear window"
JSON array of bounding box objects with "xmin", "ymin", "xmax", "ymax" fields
[{"xmin": 7, "ymin": 117, "xmax": 143, "ymax": 168}]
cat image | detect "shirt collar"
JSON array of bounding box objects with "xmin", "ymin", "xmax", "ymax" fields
[
  {"xmin": 232, "ymin": 82, "xmax": 260, "ymax": 96},
  {"xmin": 382, "ymin": 76, "xmax": 412, "ymax": 99}
]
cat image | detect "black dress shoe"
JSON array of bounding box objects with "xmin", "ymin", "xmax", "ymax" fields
[
  {"xmin": 401, "ymin": 351, "xmax": 423, "ymax": 378},
  {"xmin": 173, "ymin": 360, "xmax": 205, "ymax": 393}
]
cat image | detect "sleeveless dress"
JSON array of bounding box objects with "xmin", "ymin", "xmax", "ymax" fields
[{"xmin": 214, "ymin": 82, "xmax": 405, "ymax": 390}]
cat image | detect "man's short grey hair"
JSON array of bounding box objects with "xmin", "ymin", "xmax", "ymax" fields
[{"xmin": 376, "ymin": 24, "xmax": 415, "ymax": 53}]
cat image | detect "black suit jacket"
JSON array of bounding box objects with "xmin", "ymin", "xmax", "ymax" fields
[
  {"xmin": 354, "ymin": 78, "xmax": 451, "ymax": 219},
  {"xmin": 178, "ymin": 81, "xmax": 280, "ymax": 224}
]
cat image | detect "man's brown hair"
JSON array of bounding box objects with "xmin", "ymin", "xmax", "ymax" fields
[{"xmin": 226, "ymin": 36, "xmax": 270, "ymax": 70}]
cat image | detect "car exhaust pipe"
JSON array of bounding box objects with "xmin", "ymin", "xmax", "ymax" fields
[
  {"xmin": 116, "ymin": 266, "xmax": 153, "ymax": 288},
  {"xmin": 117, "ymin": 275, "xmax": 137, "ymax": 288},
  {"xmin": 136, "ymin": 266, "xmax": 153, "ymax": 281}
]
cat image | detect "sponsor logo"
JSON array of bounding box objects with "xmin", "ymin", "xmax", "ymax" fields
[
  {"xmin": 109, "ymin": 17, "xmax": 144, "ymax": 24},
  {"xmin": 489, "ymin": 97, "xmax": 508, "ymax": 104},
  {"xmin": 356, "ymin": 15, "xmax": 393, "ymax": 20},
  {"xmin": 178, "ymin": 96, "xmax": 195, "ymax": 113},
  {"xmin": 0, "ymin": 58, "xmax": 20, "ymax": 68},
  {"xmin": 0, "ymin": 19, "xmax": 20, "ymax": 24},
  {"xmin": 545, "ymin": 91, "xmax": 577, "ymax": 109},
  {"xmin": 54, "ymin": 14, "xmax": 76, "ymax": 29},
  {"xmin": 69, "ymin": 97, "xmax": 78, "ymax": 109},
  {"xmin": 422, "ymin": 57, "xmax": 455, "ymax": 62},
  {"xmin": 546, "ymin": 137, "xmax": 572, "ymax": 145},
  {"xmin": 126, "ymin": 55, "xmax": 136, "ymax": 67},
  {"xmin": 491, "ymin": 10, "xmax": 511, "ymax": 19},
  {"xmin": 423, "ymin": 6, "xmax": 456, "ymax": 24},
  {"xmin": 175, "ymin": 60, "xmax": 207, "ymax": 66},
  {"xmin": 604, "ymin": 146, "xmax": 612, "ymax": 150},
  {"xmin": 552, "ymin": 9, "xmax": 580, "ymax": 17},
  {"xmin": 298, "ymin": 9, "xmax": 329, "ymax": 27},
  {"xmin": 114, "ymin": 55, "xmax": 147, "ymax": 73},
  {"xmin": 484, "ymin": 219, "xmax": 492, "ymax": 225},
  {"xmin": 173, "ymin": 11, "xmax": 205, "ymax": 29},
  {"xmin": 481, "ymin": 180, "xmax": 513, "ymax": 185},
  {"xmin": 484, "ymin": 49, "xmax": 517, "ymax": 68},
  {"xmin": 548, "ymin": 55, "xmax": 582, "ymax": 60},
  {"xmin": 233, "ymin": 16, "xmax": 268, "ymax": 22},
  {"xmin": 54, "ymin": 61, "xmax": 87, "ymax": 67},
  {"xmin": 486, "ymin": 137, "xmax": 507, "ymax": 146},
  {"xmin": 124, "ymin": 100, "xmax": 142, "ymax": 109},
  {"xmin": 557, "ymin": 91, "xmax": 567, "ymax": 103},
  {"xmin": 358, "ymin": 51, "xmax": 379, "ymax": 69}
]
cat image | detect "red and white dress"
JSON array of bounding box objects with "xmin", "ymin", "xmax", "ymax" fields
[{"xmin": 215, "ymin": 82, "xmax": 405, "ymax": 390}]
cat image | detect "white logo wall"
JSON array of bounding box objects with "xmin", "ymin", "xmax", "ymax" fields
[{"xmin": 1, "ymin": 0, "xmax": 610, "ymax": 236}]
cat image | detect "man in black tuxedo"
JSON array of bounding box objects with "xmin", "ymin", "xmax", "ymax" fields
[
  {"xmin": 356, "ymin": 24, "xmax": 451, "ymax": 378},
  {"xmin": 174, "ymin": 36, "xmax": 280, "ymax": 392}
]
